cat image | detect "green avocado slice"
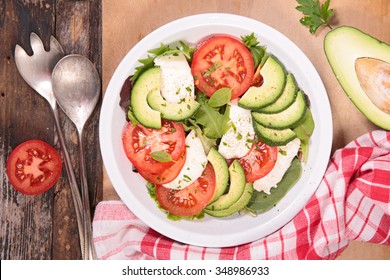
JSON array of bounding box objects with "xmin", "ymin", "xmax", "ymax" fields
[
  {"xmin": 206, "ymin": 147, "xmax": 229, "ymax": 204},
  {"xmin": 238, "ymin": 56, "xmax": 286, "ymax": 110},
  {"xmin": 130, "ymin": 67, "xmax": 161, "ymax": 129},
  {"xmin": 205, "ymin": 160, "xmax": 246, "ymax": 212},
  {"xmin": 324, "ymin": 26, "xmax": 390, "ymax": 130}
]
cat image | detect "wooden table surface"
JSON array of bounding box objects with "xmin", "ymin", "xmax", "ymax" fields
[
  {"xmin": 0, "ymin": 0, "xmax": 102, "ymax": 260},
  {"xmin": 1, "ymin": 0, "xmax": 389, "ymax": 260}
]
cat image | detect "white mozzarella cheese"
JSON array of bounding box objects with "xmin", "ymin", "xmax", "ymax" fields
[
  {"xmin": 154, "ymin": 53, "xmax": 194, "ymax": 103},
  {"xmin": 253, "ymin": 138, "xmax": 301, "ymax": 194},
  {"xmin": 163, "ymin": 130, "xmax": 207, "ymax": 190},
  {"xmin": 218, "ymin": 99, "xmax": 255, "ymax": 159}
]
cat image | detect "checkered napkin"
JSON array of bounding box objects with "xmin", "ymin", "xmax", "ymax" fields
[{"xmin": 93, "ymin": 130, "xmax": 390, "ymax": 260}]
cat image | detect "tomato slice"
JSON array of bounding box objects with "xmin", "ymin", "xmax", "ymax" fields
[
  {"xmin": 155, "ymin": 163, "xmax": 216, "ymax": 217},
  {"xmin": 138, "ymin": 151, "xmax": 186, "ymax": 185},
  {"xmin": 239, "ymin": 140, "xmax": 278, "ymax": 183},
  {"xmin": 6, "ymin": 140, "xmax": 62, "ymax": 195},
  {"xmin": 191, "ymin": 35, "xmax": 254, "ymax": 100},
  {"xmin": 122, "ymin": 120, "xmax": 186, "ymax": 174}
]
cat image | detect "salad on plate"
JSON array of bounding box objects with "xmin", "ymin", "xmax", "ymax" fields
[{"xmin": 119, "ymin": 33, "xmax": 314, "ymax": 220}]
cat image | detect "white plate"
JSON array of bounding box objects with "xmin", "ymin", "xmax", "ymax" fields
[{"xmin": 100, "ymin": 13, "xmax": 332, "ymax": 247}]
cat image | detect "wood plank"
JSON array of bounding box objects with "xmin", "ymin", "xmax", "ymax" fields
[
  {"xmin": 0, "ymin": 0, "xmax": 56, "ymax": 260},
  {"xmin": 53, "ymin": 0, "xmax": 102, "ymax": 260}
]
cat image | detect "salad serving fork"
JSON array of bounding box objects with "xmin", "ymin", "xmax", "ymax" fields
[{"xmin": 14, "ymin": 33, "xmax": 89, "ymax": 259}]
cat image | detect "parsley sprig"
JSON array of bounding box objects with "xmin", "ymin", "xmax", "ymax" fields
[{"xmin": 295, "ymin": 0, "xmax": 334, "ymax": 34}]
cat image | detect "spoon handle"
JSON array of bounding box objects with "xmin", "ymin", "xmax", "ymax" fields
[
  {"xmin": 53, "ymin": 104, "xmax": 86, "ymax": 259},
  {"xmin": 78, "ymin": 130, "xmax": 97, "ymax": 260}
]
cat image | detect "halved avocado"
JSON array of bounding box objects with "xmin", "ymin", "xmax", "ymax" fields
[{"xmin": 324, "ymin": 26, "xmax": 390, "ymax": 130}]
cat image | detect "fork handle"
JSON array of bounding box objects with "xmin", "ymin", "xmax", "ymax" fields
[{"xmin": 53, "ymin": 103, "xmax": 86, "ymax": 259}]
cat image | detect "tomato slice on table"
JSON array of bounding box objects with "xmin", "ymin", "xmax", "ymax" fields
[
  {"xmin": 122, "ymin": 120, "xmax": 186, "ymax": 174},
  {"xmin": 191, "ymin": 35, "xmax": 254, "ymax": 100},
  {"xmin": 138, "ymin": 151, "xmax": 186, "ymax": 185},
  {"xmin": 239, "ymin": 140, "xmax": 278, "ymax": 183},
  {"xmin": 155, "ymin": 163, "xmax": 216, "ymax": 217},
  {"xmin": 6, "ymin": 140, "xmax": 63, "ymax": 195}
]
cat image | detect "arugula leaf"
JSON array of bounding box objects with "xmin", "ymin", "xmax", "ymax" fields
[
  {"xmin": 241, "ymin": 33, "xmax": 267, "ymax": 68},
  {"xmin": 191, "ymin": 94, "xmax": 230, "ymax": 139},
  {"xmin": 131, "ymin": 55, "xmax": 155, "ymax": 82},
  {"xmin": 293, "ymin": 109, "xmax": 315, "ymax": 162},
  {"xmin": 150, "ymin": 151, "xmax": 173, "ymax": 162},
  {"xmin": 131, "ymin": 41, "xmax": 194, "ymax": 82},
  {"xmin": 295, "ymin": 0, "xmax": 334, "ymax": 34},
  {"xmin": 186, "ymin": 119, "xmax": 217, "ymax": 154},
  {"xmin": 207, "ymin": 88, "xmax": 232, "ymax": 108},
  {"xmin": 127, "ymin": 108, "xmax": 139, "ymax": 125}
]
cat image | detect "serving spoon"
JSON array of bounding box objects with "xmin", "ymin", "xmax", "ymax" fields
[{"xmin": 52, "ymin": 54, "xmax": 101, "ymax": 260}]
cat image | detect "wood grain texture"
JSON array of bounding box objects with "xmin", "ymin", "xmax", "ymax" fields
[
  {"xmin": 102, "ymin": 0, "xmax": 390, "ymax": 260},
  {"xmin": 0, "ymin": 0, "xmax": 102, "ymax": 260}
]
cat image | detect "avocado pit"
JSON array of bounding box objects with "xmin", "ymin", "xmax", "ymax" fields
[{"xmin": 355, "ymin": 57, "xmax": 390, "ymax": 114}]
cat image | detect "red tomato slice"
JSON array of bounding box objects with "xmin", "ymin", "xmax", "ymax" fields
[
  {"xmin": 6, "ymin": 140, "xmax": 62, "ymax": 195},
  {"xmin": 122, "ymin": 120, "xmax": 186, "ymax": 174},
  {"xmin": 156, "ymin": 163, "xmax": 216, "ymax": 217},
  {"xmin": 239, "ymin": 140, "xmax": 278, "ymax": 183},
  {"xmin": 138, "ymin": 151, "xmax": 186, "ymax": 185},
  {"xmin": 191, "ymin": 35, "xmax": 254, "ymax": 100}
]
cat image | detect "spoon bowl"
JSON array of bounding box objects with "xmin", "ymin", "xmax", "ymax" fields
[
  {"xmin": 52, "ymin": 54, "xmax": 101, "ymax": 260},
  {"xmin": 52, "ymin": 55, "xmax": 100, "ymax": 129}
]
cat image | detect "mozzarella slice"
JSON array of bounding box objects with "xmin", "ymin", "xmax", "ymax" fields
[
  {"xmin": 253, "ymin": 138, "xmax": 301, "ymax": 194},
  {"xmin": 218, "ymin": 99, "xmax": 255, "ymax": 159},
  {"xmin": 163, "ymin": 130, "xmax": 207, "ymax": 190},
  {"xmin": 154, "ymin": 53, "xmax": 194, "ymax": 103}
]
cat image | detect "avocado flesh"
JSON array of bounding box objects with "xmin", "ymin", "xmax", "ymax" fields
[
  {"xmin": 131, "ymin": 67, "xmax": 162, "ymax": 129},
  {"xmin": 324, "ymin": 26, "xmax": 390, "ymax": 129},
  {"xmin": 206, "ymin": 147, "xmax": 229, "ymax": 204},
  {"xmin": 205, "ymin": 160, "xmax": 246, "ymax": 211}
]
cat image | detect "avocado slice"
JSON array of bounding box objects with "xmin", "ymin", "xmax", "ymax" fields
[
  {"xmin": 147, "ymin": 86, "xmax": 200, "ymax": 121},
  {"xmin": 324, "ymin": 26, "xmax": 390, "ymax": 130},
  {"xmin": 257, "ymin": 73, "xmax": 298, "ymax": 114},
  {"xmin": 252, "ymin": 91, "xmax": 307, "ymax": 129},
  {"xmin": 253, "ymin": 121, "xmax": 297, "ymax": 146},
  {"xmin": 205, "ymin": 160, "xmax": 246, "ymax": 211},
  {"xmin": 131, "ymin": 67, "xmax": 161, "ymax": 129},
  {"xmin": 204, "ymin": 183, "xmax": 253, "ymax": 217},
  {"xmin": 238, "ymin": 56, "xmax": 286, "ymax": 110},
  {"xmin": 206, "ymin": 147, "xmax": 229, "ymax": 204}
]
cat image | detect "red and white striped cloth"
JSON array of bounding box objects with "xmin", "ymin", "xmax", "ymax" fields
[{"xmin": 93, "ymin": 130, "xmax": 390, "ymax": 260}]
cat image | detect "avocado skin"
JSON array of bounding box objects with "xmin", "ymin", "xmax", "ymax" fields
[{"xmin": 324, "ymin": 26, "xmax": 390, "ymax": 130}]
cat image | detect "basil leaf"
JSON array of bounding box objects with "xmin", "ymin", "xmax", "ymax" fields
[
  {"xmin": 207, "ymin": 88, "xmax": 232, "ymax": 108},
  {"xmin": 150, "ymin": 151, "xmax": 173, "ymax": 162}
]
